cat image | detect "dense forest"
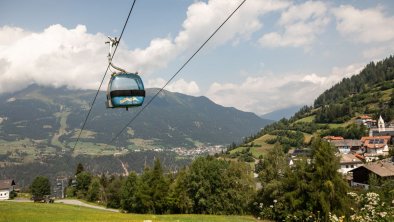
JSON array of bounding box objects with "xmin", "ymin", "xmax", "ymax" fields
[
  {"xmin": 314, "ymin": 55, "xmax": 394, "ymax": 107},
  {"xmin": 313, "ymin": 56, "xmax": 394, "ymax": 123}
]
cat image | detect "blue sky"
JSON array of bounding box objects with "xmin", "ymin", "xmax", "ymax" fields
[{"xmin": 1, "ymin": 0, "xmax": 394, "ymax": 115}]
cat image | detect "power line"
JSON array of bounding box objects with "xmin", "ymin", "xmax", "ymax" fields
[
  {"xmin": 107, "ymin": 0, "xmax": 247, "ymax": 146},
  {"xmin": 72, "ymin": 0, "xmax": 137, "ymax": 151}
]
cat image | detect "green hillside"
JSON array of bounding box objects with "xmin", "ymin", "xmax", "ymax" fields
[{"xmin": 227, "ymin": 55, "xmax": 394, "ymax": 159}]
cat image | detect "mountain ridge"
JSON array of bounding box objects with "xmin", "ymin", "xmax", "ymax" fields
[{"xmin": 0, "ymin": 84, "xmax": 272, "ymax": 161}]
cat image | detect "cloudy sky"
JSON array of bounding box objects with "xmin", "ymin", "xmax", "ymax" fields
[{"xmin": 1, "ymin": 0, "xmax": 394, "ymax": 115}]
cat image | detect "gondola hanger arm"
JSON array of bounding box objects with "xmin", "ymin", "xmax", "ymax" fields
[{"xmin": 106, "ymin": 36, "xmax": 127, "ymax": 73}]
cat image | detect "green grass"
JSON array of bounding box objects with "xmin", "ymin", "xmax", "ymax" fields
[
  {"xmin": 0, "ymin": 202, "xmax": 259, "ymax": 222},
  {"xmin": 381, "ymin": 88, "xmax": 393, "ymax": 101},
  {"xmin": 295, "ymin": 115, "xmax": 315, "ymax": 123},
  {"xmin": 72, "ymin": 142, "xmax": 121, "ymax": 156},
  {"xmin": 325, "ymin": 117, "xmax": 355, "ymax": 129},
  {"xmin": 230, "ymin": 134, "xmax": 276, "ymax": 158}
]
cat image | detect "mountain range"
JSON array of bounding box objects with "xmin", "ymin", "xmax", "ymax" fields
[{"xmin": 0, "ymin": 84, "xmax": 272, "ymax": 158}]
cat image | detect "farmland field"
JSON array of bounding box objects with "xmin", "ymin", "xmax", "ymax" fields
[{"xmin": 0, "ymin": 202, "xmax": 260, "ymax": 222}]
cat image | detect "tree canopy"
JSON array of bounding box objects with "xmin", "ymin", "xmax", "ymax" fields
[{"xmin": 31, "ymin": 176, "xmax": 51, "ymax": 198}]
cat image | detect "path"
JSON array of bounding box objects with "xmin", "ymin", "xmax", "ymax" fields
[
  {"xmin": 56, "ymin": 199, "xmax": 119, "ymax": 212},
  {"xmin": 9, "ymin": 198, "xmax": 119, "ymax": 212}
]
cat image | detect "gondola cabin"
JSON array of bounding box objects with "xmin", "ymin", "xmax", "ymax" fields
[{"xmin": 106, "ymin": 72, "xmax": 145, "ymax": 109}]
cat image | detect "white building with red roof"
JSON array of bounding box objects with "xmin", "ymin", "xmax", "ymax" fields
[{"xmin": 361, "ymin": 136, "xmax": 390, "ymax": 162}]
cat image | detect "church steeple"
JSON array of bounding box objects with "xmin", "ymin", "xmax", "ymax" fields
[{"xmin": 378, "ymin": 115, "xmax": 385, "ymax": 132}]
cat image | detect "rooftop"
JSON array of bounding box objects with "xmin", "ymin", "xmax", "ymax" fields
[
  {"xmin": 361, "ymin": 136, "xmax": 391, "ymax": 143},
  {"xmin": 363, "ymin": 162, "xmax": 394, "ymax": 177},
  {"xmin": 0, "ymin": 179, "xmax": 15, "ymax": 190},
  {"xmin": 330, "ymin": 139, "xmax": 362, "ymax": 147},
  {"xmin": 323, "ymin": 136, "xmax": 344, "ymax": 141},
  {"xmin": 340, "ymin": 154, "xmax": 363, "ymax": 164},
  {"xmin": 357, "ymin": 115, "xmax": 372, "ymax": 119}
]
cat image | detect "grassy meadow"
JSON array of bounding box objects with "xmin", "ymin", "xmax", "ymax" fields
[{"xmin": 0, "ymin": 202, "xmax": 259, "ymax": 222}]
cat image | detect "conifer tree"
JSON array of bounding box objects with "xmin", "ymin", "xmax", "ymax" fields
[
  {"xmin": 121, "ymin": 172, "xmax": 138, "ymax": 212},
  {"xmin": 309, "ymin": 138, "xmax": 350, "ymax": 220}
]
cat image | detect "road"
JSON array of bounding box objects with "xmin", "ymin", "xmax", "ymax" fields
[{"xmin": 10, "ymin": 198, "xmax": 119, "ymax": 212}]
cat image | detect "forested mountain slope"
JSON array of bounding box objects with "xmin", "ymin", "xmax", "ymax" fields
[{"xmin": 228, "ymin": 55, "xmax": 394, "ymax": 158}]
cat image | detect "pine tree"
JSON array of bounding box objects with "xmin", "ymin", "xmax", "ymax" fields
[
  {"xmin": 309, "ymin": 138, "xmax": 350, "ymax": 220},
  {"xmin": 120, "ymin": 172, "xmax": 138, "ymax": 212},
  {"xmin": 87, "ymin": 177, "xmax": 101, "ymax": 202}
]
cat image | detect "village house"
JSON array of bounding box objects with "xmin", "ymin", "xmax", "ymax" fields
[
  {"xmin": 338, "ymin": 153, "xmax": 363, "ymax": 175},
  {"xmin": 0, "ymin": 179, "xmax": 16, "ymax": 200},
  {"xmin": 350, "ymin": 161, "xmax": 394, "ymax": 189},
  {"xmin": 355, "ymin": 115, "xmax": 376, "ymax": 128},
  {"xmin": 323, "ymin": 136, "xmax": 344, "ymax": 142},
  {"xmin": 330, "ymin": 139, "xmax": 362, "ymax": 154},
  {"xmin": 360, "ymin": 136, "xmax": 390, "ymax": 162}
]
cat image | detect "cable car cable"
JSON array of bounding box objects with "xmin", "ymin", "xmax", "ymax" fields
[
  {"xmin": 107, "ymin": 0, "xmax": 247, "ymax": 146},
  {"xmin": 72, "ymin": 0, "xmax": 137, "ymax": 151}
]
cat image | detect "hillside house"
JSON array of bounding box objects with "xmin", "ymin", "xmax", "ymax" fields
[
  {"xmin": 361, "ymin": 136, "xmax": 390, "ymax": 162},
  {"xmin": 0, "ymin": 179, "xmax": 15, "ymax": 200},
  {"xmin": 356, "ymin": 115, "xmax": 376, "ymax": 128},
  {"xmin": 330, "ymin": 139, "xmax": 362, "ymax": 154},
  {"xmin": 338, "ymin": 154, "xmax": 363, "ymax": 175},
  {"xmin": 350, "ymin": 161, "xmax": 394, "ymax": 189},
  {"xmin": 323, "ymin": 136, "xmax": 344, "ymax": 142}
]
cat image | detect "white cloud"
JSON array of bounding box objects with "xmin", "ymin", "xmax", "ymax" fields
[
  {"xmin": 0, "ymin": 26, "xmax": 30, "ymax": 47},
  {"xmin": 333, "ymin": 5, "xmax": 394, "ymax": 43},
  {"xmin": 259, "ymin": 1, "xmax": 330, "ymax": 48},
  {"xmin": 128, "ymin": 0, "xmax": 289, "ymax": 73},
  {"xmin": 0, "ymin": 24, "xmax": 110, "ymax": 93},
  {"xmin": 0, "ymin": 0, "xmax": 289, "ymax": 94},
  {"xmin": 147, "ymin": 78, "xmax": 200, "ymax": 95},
  {"xmin": 206, "ymin": 63, "xmax": 365, "ymax": 115}
]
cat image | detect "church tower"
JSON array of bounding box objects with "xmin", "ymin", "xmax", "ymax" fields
[{"xmin": 378, "ymin": 115, "xmax": 385, "ymax": 132}]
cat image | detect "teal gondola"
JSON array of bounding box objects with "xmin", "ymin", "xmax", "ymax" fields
[
  {"xmin": 106, "ymin": 72, "xmax": 145, "ymax": 109},
  {"xmin": 104, "ymin": 36, "xmax": 145, "ymax": 110}
]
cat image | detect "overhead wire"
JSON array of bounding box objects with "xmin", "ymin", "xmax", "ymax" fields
[
  {"xmin": 107, "ymin": 0, "xmax": 247, "ymax": 146},
  {"xmin": 72, "ymin": 0, "xmax": 137, "ymax": 151}
]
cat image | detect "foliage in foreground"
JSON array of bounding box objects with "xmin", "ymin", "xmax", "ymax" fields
[
  {"xmin": 63, "ymin": 157, "xmax": 254, "ymax": 215},
  {"xmin": 252, "ymin": 139, "xmax": 394, "ymax": 222},
  {"xmin": 253, "ymin": 139, "xmax": 351, "ymax": 221}
]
